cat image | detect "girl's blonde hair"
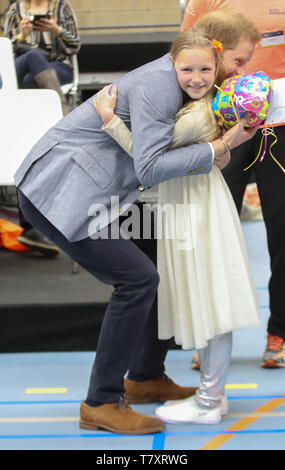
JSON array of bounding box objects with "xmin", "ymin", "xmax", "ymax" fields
[
  {"xmin": 195, "ymin": 9, "xmax": 260, "ymax": 50},
  {"xmin": 170, "ymin": 28, "xmax": 226, "ymax": 119}
]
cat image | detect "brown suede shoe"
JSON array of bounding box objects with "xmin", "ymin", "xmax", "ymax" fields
[
  {"xmin": 124, "ymin": 374, "xmax": 197, "ymax": 404},
  {"xmin": 79, "ymin": 399, "xmax": 165, "ymax": 435}
]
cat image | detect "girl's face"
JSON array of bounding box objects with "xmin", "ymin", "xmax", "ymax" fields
[{"xmin": 173, "ymin": 47, "xmax": 216, "ymax": 100}]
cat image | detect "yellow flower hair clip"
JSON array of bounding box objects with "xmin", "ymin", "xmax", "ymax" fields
[{"xmin": 212, "ymin": 39, "xmax": 223, "ymax": 53}]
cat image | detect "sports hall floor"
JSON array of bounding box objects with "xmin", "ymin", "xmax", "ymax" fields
[{"xmin": 0, "ymin": 220, "xmax": 284, "ymax": 451}]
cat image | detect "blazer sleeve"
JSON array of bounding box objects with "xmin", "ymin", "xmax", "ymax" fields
[{"xmin": 128, "ymin": 72, "xmax": 213, "ymax": 188}]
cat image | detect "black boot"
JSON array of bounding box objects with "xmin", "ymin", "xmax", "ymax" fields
[
  {"xmin": 17, "ymin": 228, "xmax": 60, "ymax": 257},
  {"xmin": 34, "ymin": 69, "xmax": 70, "ymax": 116}
]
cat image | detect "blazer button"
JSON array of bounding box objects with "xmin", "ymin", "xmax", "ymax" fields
[{"xmin": 138, "ymin": 185, "xmax": 145, "ymax": 191}]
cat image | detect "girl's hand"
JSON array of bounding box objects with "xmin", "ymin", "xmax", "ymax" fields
[
  {"xmin": 20, "ymin": 16, "xmax": 34, "ymax": 38},
  {"xmin": 93, "ymin": 85, "xmax": 118, "ymax": 125},
  {"xmin": 33, "ymin": 14, "xmax": 61, "ymax": 36}
]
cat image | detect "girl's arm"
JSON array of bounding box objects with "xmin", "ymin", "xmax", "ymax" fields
[{"xmin": 94, "ymin": 85, "xmax": 133, "ymax": 157}]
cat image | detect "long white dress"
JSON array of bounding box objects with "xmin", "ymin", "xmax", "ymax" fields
[{"xmin": 103, "ymin": 97, "xmax": 259, "ymax": 351}]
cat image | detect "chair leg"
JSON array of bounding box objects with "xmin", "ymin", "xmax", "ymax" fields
[{"xmin": 72, "ymin": 260, "xmax": 79, "ymax": 274}]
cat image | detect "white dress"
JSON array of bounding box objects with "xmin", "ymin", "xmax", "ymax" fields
[{"xmin": 104, "ymin": 97, "xmax": 259, "ymax": 351}]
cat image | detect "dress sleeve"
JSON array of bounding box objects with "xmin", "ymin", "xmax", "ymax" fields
[{"xmin": 103, "ymin": 115, "xmax": 134, "ymax": 157}]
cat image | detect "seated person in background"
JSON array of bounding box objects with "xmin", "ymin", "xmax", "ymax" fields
[{"xmin": 4, "ymin": 0, "xmax": 80, "ymax": 115}]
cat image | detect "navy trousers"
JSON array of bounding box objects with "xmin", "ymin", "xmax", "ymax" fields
[
  {"xmin": 18, "ymin": 192, "xmax": 170, "ymax": 404},
  {"xmin": 16, "ymin": 49, "xmax": 73, "ymax": 88}
]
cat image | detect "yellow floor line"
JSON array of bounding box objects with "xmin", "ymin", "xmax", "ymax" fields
[
  {"xmin": 228, "ymin": 411, "xmax": 285, "ymax": 418},
  {"xmin": 200, "ymin": 395, "xmax": 285, "ymax": 450},
  {"xmin": 0, "ymin": 417, "xmax": 78, "ymax": 423},
  {"xmin": 1, "ymin": 412, "xmax": 285, "ymax": 424},
  {"xmin": 25, "ymin": 388, "xmax": 68, "ymax": 394},
  {"xmin": 225, "ymin": 384, "xmax": 258, "ymax": 390}
]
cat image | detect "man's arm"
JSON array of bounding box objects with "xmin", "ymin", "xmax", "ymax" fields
[{"xmin": 128, "ymin": 73, "xmax": 214, "ymax": 188}]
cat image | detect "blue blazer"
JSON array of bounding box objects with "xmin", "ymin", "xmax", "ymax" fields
[{"xmin": 15, "ymin": 54, "xmax": 213, "ymax": 242}]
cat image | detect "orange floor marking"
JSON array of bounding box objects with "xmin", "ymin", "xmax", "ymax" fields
[{"xmin": 200, "ymin": 395, "xmax": 285, "ymax": 450}]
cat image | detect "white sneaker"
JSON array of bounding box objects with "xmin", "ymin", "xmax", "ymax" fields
[
  {"xmin": 163, "ymin": 395, "xmax": 228, "ymax": 416},
  {"xmin": 155, "ymin": 396, "xmax": 222, "ymax": 424}
]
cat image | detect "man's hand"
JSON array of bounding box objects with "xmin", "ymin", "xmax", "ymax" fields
[{"xmin": 213, "ymin": 151, "xmax": 231, "ymax": 170}]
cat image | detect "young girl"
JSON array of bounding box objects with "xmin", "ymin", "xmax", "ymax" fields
[{"xmin": 94, "ymin": 29, "xmax": 259, "ymax": 425}]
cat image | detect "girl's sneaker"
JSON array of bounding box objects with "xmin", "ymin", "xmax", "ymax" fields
[
  {"xmin": 155, "ymin": 396, "xmax": 222, "ymax": 424},
  {"xmin": 163, "ymin": 395, "xmax": 228, "ymax": 416}
]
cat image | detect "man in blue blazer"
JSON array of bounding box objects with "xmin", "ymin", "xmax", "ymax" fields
[{"xmin": 15, "ymin": 46, "xmax": 247, "ymax": 434}]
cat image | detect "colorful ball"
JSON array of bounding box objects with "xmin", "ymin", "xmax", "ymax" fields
[{"xmin": 212, "ymin": 71, "xmax": 273, "ymax": 129}]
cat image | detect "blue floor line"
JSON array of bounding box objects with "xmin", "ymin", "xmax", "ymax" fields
[
  {"xmin": 0, "ymin": 395, "xmax": 285, "ymax": 406},
  {"xmin": 0, "ymin": 400, "xmax": 82, "ymax": 405},
  {"xmin": 152, "ymin": 433, "xmax": 166, "ymax": 450},
  {"xmin": 1, "ymin": 429, "xmax": 285, "ymax": 440},
  {"xmin": 0, "ymin": 395, "xmax": 284, "ymax": 406},
  {"xmin": 227, "ymin": 395, "xmax": 285, "ymax": 400},
  {"xmin": 164, "ymin": 429, "xmax": 285, "ymax": 436}
]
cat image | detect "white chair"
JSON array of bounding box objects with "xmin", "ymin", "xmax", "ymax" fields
[
  {"xmin": 0, "ymin": 89, "xmax": 62, "ymax": 186},
  {"xmin": 0, "ymin": 37, "xmax": 79, "ymax": 108},
  {"xmin": 61, "ymin": 54, "xmax": 80, "ymax": 110},
  {"xmin": 0, "ymin": 41, "xmax": 78, "ymax": 271},
  {"xmin": 0, "ymin": 88, "xmax": 80, "ymax": 272},
  {"xmin": 0, "ymin": 37, "xmax": 18, "ymax": 90}
]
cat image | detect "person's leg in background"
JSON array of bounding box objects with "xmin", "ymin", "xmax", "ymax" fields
[
  {"xmin": 221, "ymin": 129, "xmax": 285, "ymax": 368},
  {"xmin": 254, "ymin": 126, "xmax": 285, "ymax": 367},
  {"xmin": 16, "ymin": 50, "xmax": 72, "ymax": 115}
]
